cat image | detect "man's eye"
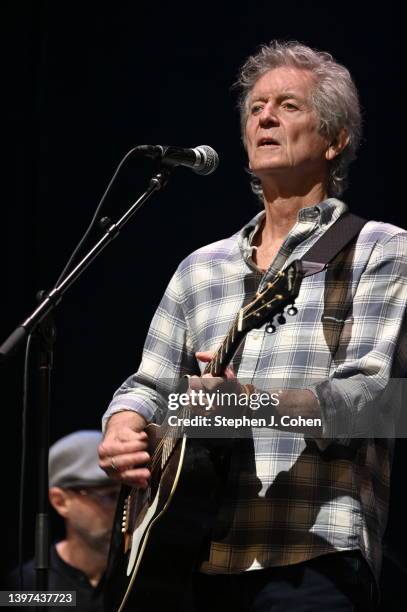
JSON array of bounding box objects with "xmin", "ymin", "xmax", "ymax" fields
[
  {"xmin": 282, "ymin": 102, "xmax": 298, "ymax": 110},
  {"xmin": 250, "ymin": 105, "xmax": 263, "ymax": 114}
]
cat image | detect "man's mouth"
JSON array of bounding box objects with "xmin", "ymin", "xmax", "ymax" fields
[{"xmin": 258, "ymin": 137, "xmax": 280, "ymax": 147}]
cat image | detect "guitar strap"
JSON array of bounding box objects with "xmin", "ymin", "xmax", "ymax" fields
[{"xmin": 300, "ymin": 212, "xmax": 367, "ymax": 274}]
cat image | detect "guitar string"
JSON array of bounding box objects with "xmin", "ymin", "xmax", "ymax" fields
[{"xmin": 149, "ymin": 403, "xmax": 189, "ymax": 469}]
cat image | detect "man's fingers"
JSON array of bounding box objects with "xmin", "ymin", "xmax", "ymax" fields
[
  {"xmin": 195, "ymin": 351, "xmax": 214, "ymax": 363},
  {"xmin": 103, "ymin": 428, "xmax": 148, "ymax": 445},
  {"xmin": 98, "ymin": 434, "xmax": 148, "ymax": 460},
  {"xmin": 99, "ymin": 451, "xmax": 150, "ymax": 473},
  {"xmin": 98, "ymin": 416, "xmax": 151, "ymax": 488},
  {"xmin": 196, "ymin": 352, "xmax": 236, "ymax": 380},
  {"xmin": 108, "ymin": 468, "xmax": 151, "ymax": 489},
  {"xmin": 224, "ymin": 365, "xmax": 236, "ymax": 379},
  {"xmin": 120, "ymin": 468, "xmax": 151, "ymax": 487}
]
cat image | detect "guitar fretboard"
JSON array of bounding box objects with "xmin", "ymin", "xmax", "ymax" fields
[{"xmin": 203, "ymin": 314, "xmax": 245, "ymax": 376}]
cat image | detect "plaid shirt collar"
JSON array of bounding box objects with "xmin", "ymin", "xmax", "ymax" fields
[{"xmin": 238, "ymin": 197, "xmax": 348, "ymax": 273}]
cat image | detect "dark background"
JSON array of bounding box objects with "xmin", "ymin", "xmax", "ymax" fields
[{"xmin": 2, "ymin": 0, "xmax": 406, "ymax": 607}]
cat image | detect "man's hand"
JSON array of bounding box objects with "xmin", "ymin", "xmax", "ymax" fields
[
  {"xmin": 195, "ymin": 351, "xmax": 236, "ymax": 381},
  {"xmin": 190, "ymin": 351, "xmax": 249, "ymax": 418},
  {"xmin": 98, "ymin": 411, "xmax": 151, "ymax": 489}
]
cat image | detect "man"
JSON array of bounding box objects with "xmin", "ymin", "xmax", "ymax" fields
[
  {"xmin": 7, "ymin": 430, "xmax": 119, "ymax": 612},
  {"xmin": 99, "ymin": 41, "xmax": 407, "ymax": 611}
]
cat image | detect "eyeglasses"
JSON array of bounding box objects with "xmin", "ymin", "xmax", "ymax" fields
[{"xmin": 69, "ymin": 486, "xmax": 120, "ymax": 505}]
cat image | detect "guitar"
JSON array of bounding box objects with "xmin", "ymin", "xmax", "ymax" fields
[{"xmin": 104, "ymin": 260, "xmax": 304, "ymax": 612}]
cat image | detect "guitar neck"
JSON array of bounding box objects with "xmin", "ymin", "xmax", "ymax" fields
[{"xmin": 203, "ymin": 314, "xmax": 246, "ymax": 376}]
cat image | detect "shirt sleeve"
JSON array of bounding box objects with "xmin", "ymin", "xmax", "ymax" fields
[
  {"xmin": 102, "ymin": 267, "xmax": 198, "ymax": 431},
  {"xmin": 310, "ymin": 231, "xmax": 407, "ymax": 445}
]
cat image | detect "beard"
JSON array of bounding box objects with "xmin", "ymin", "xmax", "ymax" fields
[{"xmin": 74, "ymin": 523, "xmax": 112, "ymax": 555}]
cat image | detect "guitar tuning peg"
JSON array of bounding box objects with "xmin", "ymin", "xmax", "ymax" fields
[
  {"xmin": 277, "ymin": 314, "xmax": 286, "ymax": 325},
  {"xmin": 287, "ymin": 304, "xmax": 298, "ymax": 316},
  {"xmin": 266, "ymin": 323, "xmax": 276, "ymax": 334}
]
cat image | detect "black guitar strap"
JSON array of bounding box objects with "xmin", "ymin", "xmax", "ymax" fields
[{"xmin": 300, "ymin": 212, "xmax": 367, "ymax": 274}]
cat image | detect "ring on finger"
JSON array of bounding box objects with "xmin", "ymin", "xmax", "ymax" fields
[{"xmin": 110, "ymin": 457, "xmax": 118, "ymax": 471}]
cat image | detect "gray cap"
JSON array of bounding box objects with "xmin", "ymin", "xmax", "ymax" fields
[{"xmin": 49, "ymin": 430, "xmax": 113, "ymax": 489}]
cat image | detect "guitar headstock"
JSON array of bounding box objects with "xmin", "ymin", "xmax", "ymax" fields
[{"xmin": 238, "ymin": 260, "xmax": 303, "ymax": 333}]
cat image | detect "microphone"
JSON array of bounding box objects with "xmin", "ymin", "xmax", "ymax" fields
[{"xmin": 135, "ymin": 144, "xmax": 219, "ymax": 176}]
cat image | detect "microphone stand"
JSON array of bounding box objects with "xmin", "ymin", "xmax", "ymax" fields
[
  {"xmin": 0, "ymin": 167, "xmax": 172, "ymax": 609},
  {"xmin": 33, "ymin": 303, "xmax": 55, "ymax": 599}
]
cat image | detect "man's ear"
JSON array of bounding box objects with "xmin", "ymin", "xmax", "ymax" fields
[
  {"xmin": 325, "ymin": 128, "xmax": 350, "ymax": 161},
  {"xmin": 49, "ymin": 487, "xmax": 70, "ymax": 518}
]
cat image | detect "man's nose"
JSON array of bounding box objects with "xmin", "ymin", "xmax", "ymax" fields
[{"xmin": 259, "ymin": 103, "xmax": 279, "ymax": 127}]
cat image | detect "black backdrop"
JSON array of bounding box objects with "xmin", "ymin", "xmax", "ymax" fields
[{"xmin": 2, "ymin": 0, "xmax": 406, "ymax": 604}]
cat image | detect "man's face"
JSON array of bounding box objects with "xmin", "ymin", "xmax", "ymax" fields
[
  {"xmin": 245, "ymin": 66, "xmax": 331, "ymax": 183},
  {"xmin": 57, "ymin": 485, "xmax": 119, "ymax": 553}
]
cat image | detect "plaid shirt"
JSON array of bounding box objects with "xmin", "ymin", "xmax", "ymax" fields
[{"xmin": 103, "ymin": 198, "xmax": 407, "ymax": 581}]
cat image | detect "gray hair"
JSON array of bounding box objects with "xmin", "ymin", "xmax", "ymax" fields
[{"xmin": 235, "ymin": 40, "xmax": 362, "ymax": 198}]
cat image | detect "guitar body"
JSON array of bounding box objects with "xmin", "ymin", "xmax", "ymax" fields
[{"xmin": 104, "ymin": 426, "xmax": 230, "ymax": 612}]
